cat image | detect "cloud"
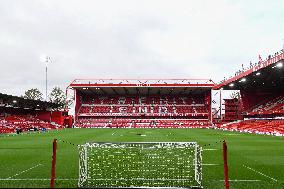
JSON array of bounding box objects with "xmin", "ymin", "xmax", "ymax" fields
[{"xmin": 0, "ymin": 0, "xmax": 283, "ymax": 96}]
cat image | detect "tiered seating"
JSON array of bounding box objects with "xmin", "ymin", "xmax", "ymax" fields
[
  {"xmin": 0, "ymin": 118, "xmax": 14, "ymax": 133},
  {"xmin": 76, "ymin": 95, "xmax": 210, "ymax": 128},
  {"xmin": 81, "ymin": 96, "xmax": 205, "ymax": 105},
  {"xmin": 78, "ymin": 95, "xmax": 208, "ymax": 116},
  {"xmin": 247, "ymin": 94, "xmax": 284, "ymax": 115},
  {"xmin": 0, "ymin": 115, "xmax": 62, "ymax": 134},
  {"xmin": 216, "ymin": 119, "xmax": 284, "ymax": 136},
  {"xmin": 76, "ymin": 118, "xmax": 211, "ymax": 129}
]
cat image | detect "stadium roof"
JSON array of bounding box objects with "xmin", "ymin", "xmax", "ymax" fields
[
  {"xmin": 0, "ymin": 93, "xmax": 60, "ymax": 110},
  {"xmin": 214, "ymin": 51, "xmax": 284, "ymax": 91},
  {"xmin": 68, "ymin": 79, "xmax": 215, "ymax": 95}
]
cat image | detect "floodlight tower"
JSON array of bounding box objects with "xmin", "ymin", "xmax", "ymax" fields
[{"xmin": 44, "ymin": 56, "xmax": 52, "ymax": 101}]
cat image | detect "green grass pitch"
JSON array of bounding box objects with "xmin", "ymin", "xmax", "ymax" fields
[{"xmin": 0, "ymin": 128, "xmax": 283, "ymax": 188}]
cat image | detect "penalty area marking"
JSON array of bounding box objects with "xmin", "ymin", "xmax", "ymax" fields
[
  {"xmin": 6, "ymin": 164, "xmax": 43, "ymax": 179},
  {"xmin": 243, "ymin": 165, "xmax": 278, "ymax": 182}
]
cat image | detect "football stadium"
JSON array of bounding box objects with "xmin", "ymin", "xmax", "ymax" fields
[
  {"xmin": 1, "ymin": 1, "xmax": 284, "ymax": 189},
  {"xmin": 1, "ymin": 52, "xmax": 284, "ymax": 189}
]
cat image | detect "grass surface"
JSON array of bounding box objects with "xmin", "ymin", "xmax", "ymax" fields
[{"xmin": 0, "ymin": 128, "xmax": 283, "ymax": 188}]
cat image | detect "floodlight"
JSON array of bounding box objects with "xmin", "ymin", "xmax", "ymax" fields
[
  {"xmin": 12, "ymin": 100, "xmax": 17, "ymax": 103},
  {"xmin": 241, "ymin": 78, "xmax": 246, "ymax": 82},
  {"xmin": 255, "ymin": 72, "xmax": 261, "ymax": 76},
  {"xmin": 40, "ymin": 54, "xmax": 48, "ymax": 62},
  {"xmin": 229, "ymin": 83, "xmax": 234, "ymax": 87},
  {"xmin": 276, "ymin": 62, "xmax": 283, "ymax": 68}
]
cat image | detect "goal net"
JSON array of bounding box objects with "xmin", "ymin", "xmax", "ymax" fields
[{"xmin": 78, "ymin": 142, "xmax": 202, "ymax": 188}]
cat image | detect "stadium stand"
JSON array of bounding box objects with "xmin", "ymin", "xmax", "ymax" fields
[
  {"xmin": 0, "ymin": 93, "xmax": 72, "ymax": 134},
  {"xmin": 69, "ymin": 79, "xmax": 213, "ymax": 128},
  {"xmin": 69, "ymin": 51, "xmax": 284, "ymax": 134},
  {"xmin": 216, "ymin": 119, "xmax": 284, "ymax": 136},
  {"xmin": 76, "ymin": 95, "xmax": 210, "ymax": 128},
  {"xmin": 214, "ymin": 50, "xmax": 284, "ymax": 136},
  {"xmin": 78, "ymin": 95, "xmax": 208, "ymax": 115},
  {"xmin": 0, "ymin": 115, "xmax": 59, "ymax": 133},
  {"xmin": 245, "ymin": 94, "xmax": 284, "ymax": 115}
]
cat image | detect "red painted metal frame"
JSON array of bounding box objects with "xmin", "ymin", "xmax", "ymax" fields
[
  {"xmin": 50, "ymin": 139, "xmax": 57, "ymax": 189},
  {"xmin": 223, "ymin": 140, "xmax": 229, "ymax": 189},
  {"xmin": 214, "ymin": 52, "xmax": 284, "ymax": 90}
]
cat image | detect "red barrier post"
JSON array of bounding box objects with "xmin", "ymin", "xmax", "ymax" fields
[
  {"xmin": 50, "ymin": 139, "xmax": 57, "ymax": 188},
  {"xmin": 223, "ymin": 140, "xmax": 229, "ymax": 189}
]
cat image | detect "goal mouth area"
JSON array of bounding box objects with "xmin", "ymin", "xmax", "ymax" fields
[{"xmin": 78, "ymin": 142, "xmax": 203, "ymax": 188}]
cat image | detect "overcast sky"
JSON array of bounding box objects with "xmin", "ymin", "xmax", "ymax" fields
[{"xmin": 0, "ymin": 0, "xmax": 283, "ymax": 97}]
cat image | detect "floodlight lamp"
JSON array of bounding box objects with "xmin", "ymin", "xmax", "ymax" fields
[
  {"xmin": 241, "ymin": 78, "xmax": 246, "ymax": 82},
  {"xmin": 13, "ymin": 100, "xmax": 17, "ymax": 103},
  {"xmin": 229, "ymin": 83, "xmax": 234, "ymax": 87},
  {"xmin": 276, "ymin": 62, "xmax": 283, "ymax": 68},
  {"xmin": 40, "ymin": 54, "xmax": 47, "ymax": 62},
  {"xmin": 256, "ymin": 72, "xmax": 261, "ymax": 76}
]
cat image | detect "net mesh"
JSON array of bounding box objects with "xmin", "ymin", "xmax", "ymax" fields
[{"xmin": 78, "ymin": 142, "xmax": 202, "ymax": 188}]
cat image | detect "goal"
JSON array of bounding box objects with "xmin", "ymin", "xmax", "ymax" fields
[{"xmin": 78, "ymin": 142, "xmax": 202, "ymax": 188}]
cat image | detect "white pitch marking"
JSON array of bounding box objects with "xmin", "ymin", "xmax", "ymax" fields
[
  {"xmin": 111, "ymin": 132, "xmax": 116, "ymax": 136},
  {"xmin": 6, "ymin": 164, "xmax": 43, "ymax": 179},
  {"xmin": 0, "ymin": 178, "xmax": 78, "ymax": 181},
  {"xmin": 202, "ymin": 164, "xmax": 220, "ymax": 166},
  {"xmin": 0, "ymin": 178, "xmax": 262, "ymax": 182},
  {"xmin": 218, "ymin": 179, "xmax": 261, "ymax": 182},
  {"xmin": 203, "ymin": 149, "xmax": 219, "ymax": 151},
  {"xmin": 243, "ymin": 165, "xmax": 278, "ymax": 182}
]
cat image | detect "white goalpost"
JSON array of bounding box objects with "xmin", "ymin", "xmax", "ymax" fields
[{"xmin": 78, "ymin": 142, "xmax": 202, "ymax": 188}]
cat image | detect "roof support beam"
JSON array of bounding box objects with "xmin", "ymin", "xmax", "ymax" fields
[
  {"xmin": 168, "ymin": 88, "xmax": 175, "ymax": 95},
  {"xmin": 100, "ymin": 88, "xmax": 108, "ymax": 95},
  {"xmin": 123, "ymin": 87, "xmax": 129, "ymax": 95},
  {"xmin": 136, "ymin": 88, "xmax": 140, "ymax": 96},
  {"xmin": 157, "ymin": 88, "xmax": 161, "ymax": 96},
  {"xmin": 111, "ymin": 87, "xmax": 119, "ymax": 95}
]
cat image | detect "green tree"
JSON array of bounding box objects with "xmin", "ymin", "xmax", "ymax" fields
[
  {"xmin": 23, "ymin": 88, "xmax": 43, "ymax": 101},
  {"xmin": 49, "ymin": 87, "xmax": 66, "ymax": 109}
]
